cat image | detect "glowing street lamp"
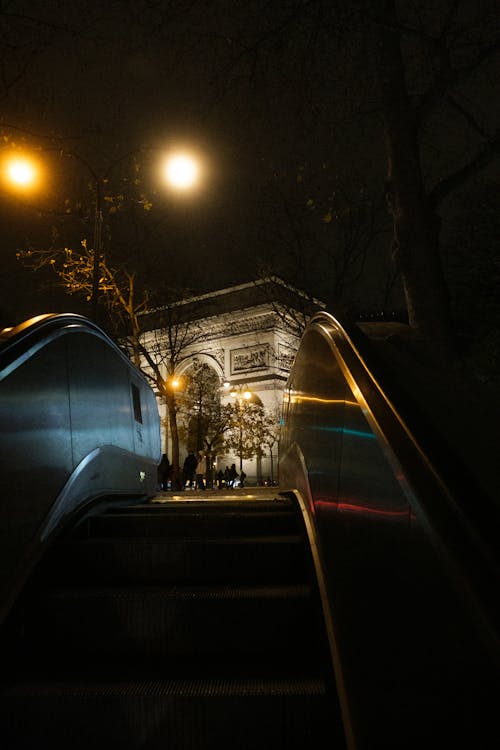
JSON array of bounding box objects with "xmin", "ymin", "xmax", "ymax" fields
[
  {"xmin": 2, "ymin": 154, "xmax": 40, "ymax": 191},
  {"xmin": 7, "ymin": 158, "xmax": 36, "ymax": 186},
  {"xmin": 4, "ymin": 144, "xmax": 205, "ymax": 322},
  {"xmin": 162, "ymin": 152, "xmax": 200, "ymax": 191}
]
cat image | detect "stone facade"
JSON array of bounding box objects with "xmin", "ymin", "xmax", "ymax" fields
[{"xmin": 140, "ymin": 278, "xmax": 323, "ymax": 484}]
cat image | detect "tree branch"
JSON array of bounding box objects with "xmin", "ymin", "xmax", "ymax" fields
[
  {"xmin": 417, "ymin": 39, "xmax": 500, "ymax": 124},
  {"xmin": 430, "ymin": 129, "xmax": 500, "ymax": 207}
]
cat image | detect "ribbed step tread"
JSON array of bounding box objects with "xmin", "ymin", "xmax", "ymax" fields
[
  {"xmin": 3, "ymin": 676, "xmax": 328, "ymax": 697},
  {"xmin": 0, "ymin": 494, "xmax": 347, "ymax": 748},
  {"xmin": 40, "ymin": 534, "xmax": 308, "ymax": 585},
  {"xmin": 0, "ymin": 680, "xmax": 343, "ymax": 750},
  {"xmin": 11, "ymin": 582, "xmax": 321, "ymax": 664},
  {"xmin": 81, "ymin": 509, "xmax": 300, "ymax": 539},
  {"xmin": 115, "ymin": 502, "xmax": 295, "ymax": 513},
  {"xmin": 43, "ymin": 582, "xmax": 311, "ymax": 599}
]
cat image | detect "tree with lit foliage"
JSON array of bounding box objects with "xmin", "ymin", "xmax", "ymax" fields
[
  {"xmin": 259, "ymin": 406, "xmax": 282, "ymax": 485},
  {"xmin": 223, "ymin": 399, "xmax": 274, "ymax": 482},
  {"xmin": 180, "ymin": 361, "xmax": 234, "ymax": 487},
  {"xmin": 16, "ymin": 241, "xmax": 147, "ymax": 364}
]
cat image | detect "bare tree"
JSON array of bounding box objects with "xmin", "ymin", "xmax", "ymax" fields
[
  {"xmin": 138, "ymin": 300, "xmax": 213, "ymax": 489},
  {"xmin": 201, "ymin": 0, "xmax": 500, "ymax": 358},
  {"xmin": 257, "ymin": 169, "xmax": 391, "ymax": 317},
  {"xmin": 251, "ymin": 275, "xmax": 325, "ymax": 340},
  {"xmin": 353, "ymin": 0, "xmax": 499, "ymax": 354}
]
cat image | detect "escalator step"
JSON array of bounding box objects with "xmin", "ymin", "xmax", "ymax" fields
[
  {"xmin": 12, "ymin": 584, "xmax": 323, "ymax": 663},
  {"xmin": 81, "ymin": 509, "xmax": 301, "ymax": 539},
  {"xmin": 3, "ymin": 676, "xmax": 328, "ymax": 697},
  {"xmin": 0, "ymin": 495, "xmax": 346, "ymax": 748},
  {"xmin": 1, "ymin": 677, "xmax": 341, "ymax": 750},
  {"xmin": 40, "ymin": 534, "xmax": 308, "ymax": 585}
]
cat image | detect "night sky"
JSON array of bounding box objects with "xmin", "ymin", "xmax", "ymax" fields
[{"xmin": 0, "ymin": 1, "xmax": 498, "ymax": 328}]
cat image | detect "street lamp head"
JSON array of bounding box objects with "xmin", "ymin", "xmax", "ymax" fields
[
  {"xmin": 8, "ymin": 159, "xmax": 34, "ymax": 185},
  {"xmin": 2, "ymin": 153, "xmax": 41, "ymax": 192},
  {"xmin": 229, "ymin": 386, "xmax": 253, "ymax": 401},
  {"xmin": 163, "ymin": 152, "xmax": 200, "ymax": 191}
]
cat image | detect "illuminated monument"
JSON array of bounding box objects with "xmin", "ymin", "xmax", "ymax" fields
[{"xmin": 140, "ymin": 277, "xmax": 324, "ymax": 482}]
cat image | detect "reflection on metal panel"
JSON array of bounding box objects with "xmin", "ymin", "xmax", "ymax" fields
[
  {"xmin": 280, "ymin": 312, "xmax": 499, "ymax": 750},
  {"xmin": 0, "ymin": 314, "xmax": 161, "ymax": 622}
]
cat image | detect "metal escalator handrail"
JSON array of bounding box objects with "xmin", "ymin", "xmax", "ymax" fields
[
  {"xmin": 291, "ymin": 311, "xmax": 499, "ymax": 640},
  {"xmin": 0, "ymin": 313, "xmax": 141, "ymax": 383},
  {"xmin": 307, "ymin": 312, "xmax": 498, "ymax": 522}
]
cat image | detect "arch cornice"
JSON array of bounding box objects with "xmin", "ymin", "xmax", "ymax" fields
[{"xmin": 177, "ymin": 352, "xmax": 225, "ymax": 380}]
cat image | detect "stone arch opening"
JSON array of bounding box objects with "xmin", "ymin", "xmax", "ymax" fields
[{"xmin": 179, "ymin": 359, "xmax": 224, "ymax": 460}]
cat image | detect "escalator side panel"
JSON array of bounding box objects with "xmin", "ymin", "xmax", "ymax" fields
[
  {"xmin": 280, "ymin": 314, "xmax": 500, "ymax": 749},
  {"xmin": 0, "ymin": 314, "xmax": 161, "ymax": 622}
]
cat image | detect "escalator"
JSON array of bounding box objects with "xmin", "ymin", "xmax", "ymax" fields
[
  {"xmin": 1, "ymin": 311, "xmax": 499, "ymax": 749},
  {"xmin": 0, "ymin": 495, "xmax": 345, "ymax": 749}
]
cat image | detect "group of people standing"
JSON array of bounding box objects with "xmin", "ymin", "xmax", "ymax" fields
[
  {"xmin": 158, "ymin": 451, "xmax": 247, "ymax": 492},
  {"xmin": 182, "ymin": 451, "xmax": 206, "ymax": 490},
  {"xmin": 216, "ymin": 464, "xmax": 246, "ymax": 488}
]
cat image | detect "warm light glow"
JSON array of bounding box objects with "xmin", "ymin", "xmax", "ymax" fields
[
  {"xmin": 9, "ymin": 159, "xmax": 34, "ymax": 184},
  {"xmin": 163, "ymin": 152, "xmax": 199, "ymax": 190},
  {"xmin": 171, "ymin": 378, "xmax": 181, "ymax": 389},
  {"xmin": 3, "ymin": 155, "xmax": 40, "ymax": 190},
  {"xmin": 230, "ymin": 387, "xmax": 252, "ymax": 401}
]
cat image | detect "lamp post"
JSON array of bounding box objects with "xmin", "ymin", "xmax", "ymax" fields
[
  {"xmin": 90, "ymin": 177, "xmax": 103, "ymax": 322},
  {"xmin": 229, "ymin": 385, "xmax": 252, "ymax": 473},
  {"xmin": 1, "ymin": 147, "xmax": 105, "ymax": 323},
  {"xmin": 5, "ymin": 146, "xmax": 203, "ymax": 323},
  {"xmin": 63, "ymin": 150, "xmax": 139, "ymax": 323},
  {"xmin": 85, "ymin": 149, "xmax": 200, "ymax": 322},
  {"xmin": 165, "ymin": 373, "xmax": 183, "ymax": 490}
]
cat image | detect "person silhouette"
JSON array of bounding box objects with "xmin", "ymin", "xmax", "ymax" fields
[
  {"xmin": 195, "ymin": 453, "xmax": 206, "ymax": 490},
  {"xmin": 183, "ymin": 451, "xmax": 197, "ymax": 489},
  {"xmin": 157, "ymin": 453, "xmax": 170, "ymax": 491},
  {"xmin": 228, "ymin": 463, "xmax": 238, "ymax": 487}
]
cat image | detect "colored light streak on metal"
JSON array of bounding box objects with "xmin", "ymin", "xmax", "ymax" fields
[
  {"xmin": 283, "ymin": 394, "xmax": 358, "ymax": 407},
  {"xmin": 315, "ymin": 498, "xmax": 409, "ymax": 519},
  {"xmin": 315, "ymin": 426, "xmax": 376, "ymax": 439}
]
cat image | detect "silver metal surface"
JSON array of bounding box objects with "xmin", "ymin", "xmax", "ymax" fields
[
  {"xmin": 280, "ymin": 311, "xmax": 500, "ymax": 749},
  {"xmin": 0, "ymin": 314, "xmax": 161, "ymax": 621}
]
